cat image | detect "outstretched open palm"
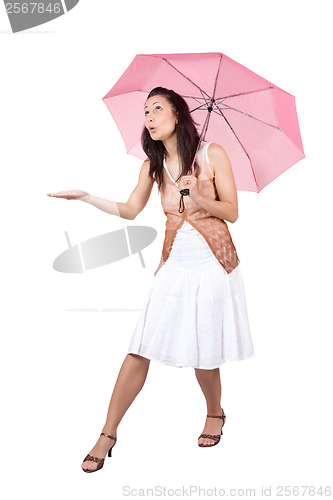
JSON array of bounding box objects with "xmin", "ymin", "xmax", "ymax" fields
[{"xmin": 47, "ymin": 190, "xmax": 89, "ymax": 200}]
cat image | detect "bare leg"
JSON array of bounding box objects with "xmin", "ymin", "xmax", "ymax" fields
[
  {"xmin": 194, "ymin": 367, "xmax": 225, "ymax": 446},
  {"xmin": 81, "ymin": 353, "xmax": 150, "ymax": 471}
]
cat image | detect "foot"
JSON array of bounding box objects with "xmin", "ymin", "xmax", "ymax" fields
[
  {"xmin": 198, "ymin": 410, "xmax": 225, "ymax": 447},
  {"xmin": 81, "ymin": 432, "xmax": 116, "ymax": 472}
]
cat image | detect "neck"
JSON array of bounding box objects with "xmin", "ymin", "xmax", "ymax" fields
[{"xmin": 163, "ymin": 133, "xmax": 178, "ymax": 162}]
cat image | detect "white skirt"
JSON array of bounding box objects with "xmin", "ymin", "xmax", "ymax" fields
[{"xmin": 127, "ymin": 221, "xmax": 254, "ymax": 369}]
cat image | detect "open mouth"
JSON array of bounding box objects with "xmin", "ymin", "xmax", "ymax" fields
[{"xmin": 149, "ymin": 127, "xmax": 156, "ymax": 133}]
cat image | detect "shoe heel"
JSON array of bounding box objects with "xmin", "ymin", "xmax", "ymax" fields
[{"xmin": 100, "ymin": 432, "xmax": 116, "ymax": 459}]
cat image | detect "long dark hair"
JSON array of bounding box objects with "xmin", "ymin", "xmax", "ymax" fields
[{"xmin": 142, "ymin": 87, "xmax": 200, "ymax": 191}]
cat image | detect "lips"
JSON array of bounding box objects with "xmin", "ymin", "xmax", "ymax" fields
[{"xmin": 149, "ymin": 127, "xmax": 156, "ymax": 133}]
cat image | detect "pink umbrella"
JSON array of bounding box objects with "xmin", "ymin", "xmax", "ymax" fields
[{"xmin": 102, "ymin": 52, "xmax": 305, "ymax": 192}]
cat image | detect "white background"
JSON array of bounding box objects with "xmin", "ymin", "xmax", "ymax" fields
[{"xmin": 1, "ymin": 0, "xmax": 332, "ymax": 498}]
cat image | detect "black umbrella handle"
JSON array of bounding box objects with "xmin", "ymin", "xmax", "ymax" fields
[{"xmin": 178, "ymin": 188, "xmax": 189, "ymax": 213}]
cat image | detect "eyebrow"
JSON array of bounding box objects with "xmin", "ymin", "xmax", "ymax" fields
[{"xmin": 144, "ymin": 101, "xmax": 161, "ymax": 109}]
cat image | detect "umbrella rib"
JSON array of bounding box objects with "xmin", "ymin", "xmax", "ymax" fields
[
  {"xmin": 216, "ymin": 102, "xmax": 282, "ymax": 130},
  {"xmin": 211, "ymin": 53, "xmax": 223, "ymax": 100},
  {"xmin": 181, "ymin": 95, "xmax": 210, "ymax": 103},
  {"xmin": 162, "ymin": 58, "xmax": 211, "ymax": 102},
  {"xmin": 181, "ymin": 51, "xmax": 222, "ymax": 113},
  {"xmin": 117, "ymin": 89, "xmax": 211, "ymax": 114},
  {"xmin": 183, "ymin": 95, "xmax": 212, "ymax": 110},
  {"xmin": 215, "ymin": 104, "xmax": 259, "ymax": 189},
  {"xmin": 215, "ymin": 86, "xmax": 274, "ymax": 102},
  {"xmin": 135, "ymin": 89, "xmax": 207, "ymax": 108},
  {"xmin": 190, "ymin": 103, "xmax": 210, "ymax": 113}
]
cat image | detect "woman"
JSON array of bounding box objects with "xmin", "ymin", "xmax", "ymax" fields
[{"xmin": 47, "ymin": 87, "xmax": 254, "ymax": 473}]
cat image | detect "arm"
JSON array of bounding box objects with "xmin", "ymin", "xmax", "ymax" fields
[
  {"xmin": 79, "ymin": 159, "xmax": 154, "ymax": 220},
  {"xmin": 195, "ymin": 143, "xmax": 238, "ymax": 223}
]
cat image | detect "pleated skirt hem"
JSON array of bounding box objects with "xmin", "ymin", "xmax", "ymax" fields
[{"xmin": 127, "ymin": 347, "xmax": 255, "ymax": 370}]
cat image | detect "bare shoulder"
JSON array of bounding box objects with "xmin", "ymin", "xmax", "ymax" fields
[
  {"xmin": 141, "ymin": 158, "xmax": 150, "ymax": 171},
  {"xmin": 207, "ymin": 143, "xmax": 232, "ymax": 176},
  {"xmin": 139, "ymin": 158, "xmax": 154, "ymax": 184}
]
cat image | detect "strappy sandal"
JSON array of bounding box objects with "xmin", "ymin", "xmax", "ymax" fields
[
  {"xmin": 81, "ymin": 432, "xmax": 117, "ymax": 473},
  {"xmin": 198, "ymin": 409, "xmax": 226, "ymax": 447}
]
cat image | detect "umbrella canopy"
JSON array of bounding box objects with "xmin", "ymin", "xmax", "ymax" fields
[{"xmin": 102, "ymin": 52, "xmax": 305, "ymax": 192}]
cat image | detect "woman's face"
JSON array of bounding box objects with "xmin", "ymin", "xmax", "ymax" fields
[{"xmin": 144, "ymin": 95, "xmax": 178, "ymax": 142}]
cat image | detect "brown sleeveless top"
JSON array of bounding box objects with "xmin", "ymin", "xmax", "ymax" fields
[{"xmin": 154, "ymin": 141, "xmax": 240, "ymax": 275}]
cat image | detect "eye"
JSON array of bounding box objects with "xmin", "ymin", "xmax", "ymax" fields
[
  {"xmin": 155, "ymin": 106, "xmax": 162, "ymax": 111},
  {"xmin": 144, "ymin": 110, "xmax": 149, "ymax": 115}
]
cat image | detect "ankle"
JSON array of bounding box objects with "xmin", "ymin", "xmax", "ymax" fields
[
  {"xmin": 206, "ymin": 407, "xmax": 223, "ymax": 416},
  {"xmin": 101, "ymin": 425, "xmax": 117, "ymax": 436}
]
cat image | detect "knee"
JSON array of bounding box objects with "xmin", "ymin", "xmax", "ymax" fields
[
  {"xmin": 195, "ymin": 367, "xmax": 220, "ymax": 376},
  {"xmin": 128, "ymin": 353, "xmax": 150, "ymax": 364}
]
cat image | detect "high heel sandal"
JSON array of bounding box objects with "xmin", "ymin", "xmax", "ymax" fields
[
  {"xmin": 198, "ymin": 409, "xmax": 226, "ymax": 447},
  {"xmin": 81, "ymin": 432, "xmax": 117, "ymax": 473}
]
